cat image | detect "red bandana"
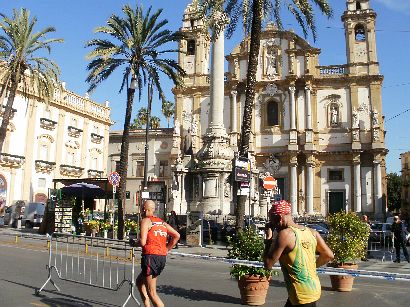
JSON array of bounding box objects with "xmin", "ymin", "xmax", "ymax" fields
[{"xmin": 269, "ymin": 200, "xmax": 291, "ymax": 215}]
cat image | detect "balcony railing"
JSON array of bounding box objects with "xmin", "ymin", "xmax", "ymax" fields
[
  {"xmin": 91, "ymin": 133, "xmax": 104, "ymax": 144},
  {"xmin": 60, "ymin": 164, "xmax": 84, "ymax": 177},
  {"xmin": 67, "ymin": 126, "xmax": 83, "ymax": 138},
  {"xmin": 88, "ymin": 169, "xmax": 104, "ymax": 178},
  {"xmin": 40, "ymin": 118, "xmax": 58, "ymax": 130},
  {"xmin": 35, "ymin": 160, "xmax": 56, "ymax": 173},
  {"xmin": 0, "ymin": 153, "xmax": 25, "ymax": 167},
  {"xmin": 318, "ymin": 65, "xmax": 347, "ymax": 76}
]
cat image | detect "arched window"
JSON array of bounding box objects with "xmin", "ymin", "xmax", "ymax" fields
[
  {"xmin": 187, "ymin": 40, "xmax": 196, "ymax": 55},
  {"xmin": 267, "ymin": 100, "xmax": 279, "ymax": 126},
  {"xmin": 356, "ymin": 1, "xmax": 361, "ymax": 10},
  {"xmin": 355, "ymin": 24, "xmax": 366, "ymax": 41}
]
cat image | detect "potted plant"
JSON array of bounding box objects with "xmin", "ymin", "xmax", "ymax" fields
[
  {"xmin": 86, "ymin": 220, "xmax": 100, "ymax": 237},
  {"xmin": 327, "ymin": 211, "xmax": 370, "ymax": 292},
  {"xmin": 99, "ymin": 221, "xmax": 112, "ymax": 238},
  {"xmin": 227, "ymin": 227, "xmax": 274, "ymax": 306},
  {"xmin": 125, "ymin": 219, "xmax": 139, "ymax": 237}
]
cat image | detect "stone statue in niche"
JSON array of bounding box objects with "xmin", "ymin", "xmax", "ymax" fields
[
  {"xmin": 183, "ymin": 129, "xmax": 193, "ymax": 155},
  {"xmin": 352, "ymin": 108, "xmax": 359, "ymax": 128},
  {"xmin": 352, "ymin": 129, "xmax": 360, "ymax": 141},
  {"xmin": 373, "ymin": 129, "xmax": 380, "ymax": 142},
  {"xmin": 265, "ymin": 47, "xmax": 277, "ymax": 76},
  {"xmin": 224, "ymin": 181, "xmax": 231, "ymax": 198},
  {"xmin": 174, "ymin": 119, "xmax": 180, "ymax": 135},
  {"xmin": 372, "ymin": 109, "xmax": 379, "ymax": 126},
  {"xmin": 330, "ymin": 106, "xmax": 339, "ymax": 126}
]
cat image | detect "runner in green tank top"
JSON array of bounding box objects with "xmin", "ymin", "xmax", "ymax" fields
[{"xmin": 264, "ymin": 200, "xmax": 334, "ymax": 307}]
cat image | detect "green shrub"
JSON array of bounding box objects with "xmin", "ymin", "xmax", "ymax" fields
[
  {"xmin": 227, "ymin": 227, "xmax": 273, "ymax": 279},
  {"xmin": 327, "ymin": 211, "xmax": 370, "ymax": 265}
]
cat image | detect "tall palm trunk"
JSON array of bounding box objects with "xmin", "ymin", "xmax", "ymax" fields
[
  {"xmin": 0, "ymin": 72, "xmax": 20, "ymax": 153},
  {"xmin": 235, "ymin": 0, "xmax": 263, "ymax": 230},
  {"xmin": 117, "ymin": 86, "xmax": 136, "ymax": 240}
]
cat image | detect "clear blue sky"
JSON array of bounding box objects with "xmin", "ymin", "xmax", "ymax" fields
[{"xmin": 1, "ymin": 0, "xmax": 409, "ymax": 173}]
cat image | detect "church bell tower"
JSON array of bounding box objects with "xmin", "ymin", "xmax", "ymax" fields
[{"xmin": 342, "ymin": 0, "xmax": 379, "ymax": 75}]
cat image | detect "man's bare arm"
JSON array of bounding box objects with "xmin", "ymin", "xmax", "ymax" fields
[
  {"xmin": 164, "ymin": 222, "xmax": 180, "ymax": 251},
  {"xmin": 139, "ymin": 218, "xmax": 150, "ymax": 247},
  {"xmin": 264, "ymin": 229, "xmax": 293, "ymax": 269},
  {"xmin": 314, "ymin": 231, "xmax": 334, "ymax": 267}
]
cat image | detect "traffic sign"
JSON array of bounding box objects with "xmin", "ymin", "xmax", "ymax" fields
[
  {"xmin": 108, "ymin": 172, "xmax": 120, "ymax": 187},
  {"xmin": 263, "ymin": 176, "xmax": 277, "ymax": 190}
]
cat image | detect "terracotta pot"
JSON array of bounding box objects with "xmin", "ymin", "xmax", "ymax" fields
[
  {"xmin": 329, "ymin": 263, "xmax": 358, "ymax": 292},
  {"xmin": 237, "ymin": 275, "xmax": 270, "ymax": 306}
]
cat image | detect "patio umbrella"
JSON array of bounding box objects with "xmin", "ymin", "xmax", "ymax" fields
[{"xmin": 61, "ymin": 182, "xmax": 105, "ymax": 198}]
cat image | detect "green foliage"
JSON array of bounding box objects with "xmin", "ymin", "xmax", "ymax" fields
[
  {"xmin": 125, "ymin": 219, "xmax": 139, "ymax": 232},
  {"xmin": 227, "ymin": 227, "xmax": 273, "ymax": 279},
  {"xmin": 387, "ymin": 172, "xmax": 402, "ymax": 211},
  {"xmin": 99, "ymin": 221, "xmax": 112, "ymax": 231},
  {"xmin": 327, "ymin": 211, "xmax": 370, "ymax": 265}
]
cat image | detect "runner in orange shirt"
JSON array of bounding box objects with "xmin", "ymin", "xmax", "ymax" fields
[{"xmin": 135, "ymin": 200, "xmax": 180, "ymax": 307}]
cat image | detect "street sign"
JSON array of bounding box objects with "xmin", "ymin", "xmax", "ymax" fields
[
  {"xmin": 234, "ymin": 167, "xmax": 250, "ymax": 182},
  {"xmin": 263, "ymin": 176, "xmax": 277, "ymax": 190},
  {"xmin": 108, "ymin": 172, "xmax": 120, "ymax": 187}
]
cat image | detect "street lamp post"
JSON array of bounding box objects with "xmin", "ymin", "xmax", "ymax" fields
[{"xmin": 143, "ymin": 81, "xmax": 153, "ymax": 191}]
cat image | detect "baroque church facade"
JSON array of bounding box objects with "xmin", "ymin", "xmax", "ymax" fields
[{"xmin": 170, "ymin": 0, "xmax": 387, "ymax": 219}]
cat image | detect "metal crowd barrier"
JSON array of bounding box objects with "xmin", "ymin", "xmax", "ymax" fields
[
  {"xmin": 35, "ymin": 232, "xmax": 140, "ymax": 307},
  {"xmin": 368, "ymin": 230, "xmax": 394, "ymax": 262}
]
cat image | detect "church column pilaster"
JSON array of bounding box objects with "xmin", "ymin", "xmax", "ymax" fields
[{"xmin": 354, "ymin": 158, "xmax": 362, "ymax": 212}]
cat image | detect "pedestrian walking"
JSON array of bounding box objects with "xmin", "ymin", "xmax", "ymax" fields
[
  {"xmin": 264, "ymin": 200, "xmax": 334, "ymax": 307},
  {"xmin": 167, "ymin": 210, "xmax": 180, "ymax": 248},
  {"xmin": 132, "ymin": 200, "xmax": 180, "ymax": 307},
  {"xmin": 391, "ymin": 215, "xmax": 410, "ymax": 263}
]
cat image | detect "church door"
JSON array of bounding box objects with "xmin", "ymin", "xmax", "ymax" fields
[{"xmin": 328, "ymin": 191, "xmax": 344, "ymax": 214}]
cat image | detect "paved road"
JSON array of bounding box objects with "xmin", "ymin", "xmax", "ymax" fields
[{"xmin": 1, "ymin": 232, "xmax": 410, "ymax": 306}]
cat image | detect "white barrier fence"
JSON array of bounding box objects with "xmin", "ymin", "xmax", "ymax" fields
[
  {"xmin": 368, "ymin": 230, "xmax": 394, "ymax": 262},
  {"xmin": 35, "ymin": 233, "xmax": 140, "ymax": 307}
]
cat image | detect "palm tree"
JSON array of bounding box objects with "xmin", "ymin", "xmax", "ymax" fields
[
  {"xmin": 0, "ymin": 8, "xmax": 63, "ymax": 152},
  {"xmin": 136, "ymin": 107, "xmax": 148, "ymax": 127},
  {"xmin": 86, "ymin": 4, "xmax": 184, "ymax": 239},
  {"xmin": 130, "ymin": 117, "xmax": 143, "ymax": 130},
  {"xmin": 161, "ymin": 100, "xmax": 174, "ymax": 128},
  {"xmin": 150, "ymin": 116, "xmax": 161, "ymax": 129},
  {"xmin": 198, "ymin": 0, "xmax": 332, "ymax": 229}
]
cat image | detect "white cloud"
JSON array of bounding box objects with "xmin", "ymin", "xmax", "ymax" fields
[{"xmin": 374, "ymin": 0, "xmax": 410, "ymax": 13}]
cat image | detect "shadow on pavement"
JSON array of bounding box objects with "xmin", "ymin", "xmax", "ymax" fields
[
  {"xmin": 2, "ymin": 279, "xmax": 117, "ymax": 307},
  {"xmin": 158, "ymin": 284, "xmax": 242, "ymax": 304}
]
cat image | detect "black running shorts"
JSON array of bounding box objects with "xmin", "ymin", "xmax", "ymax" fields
[{"xmin": 141, "ymin": 254, "xmax": 166, "ymax": 277}]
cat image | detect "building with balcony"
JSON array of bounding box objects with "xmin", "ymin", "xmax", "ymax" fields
[
  {"xmin": 0, "ymin": 81, "xmax": 111, "ymax": 208},
  {"xmin": 108, "ymin": 129, "xmax": 173, "ymax": 216},
  {"xmin": 170, "ymin": 0, "xmax": 387, "ymax": 220}
]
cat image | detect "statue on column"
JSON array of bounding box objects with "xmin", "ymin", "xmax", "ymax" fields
[
  {"xmin": 372, "ymin": 109, "xmax": 379, "ymax": 126},
  {"xmin": 330, "ymin": 106, "xmax": 338, "ymax": 126},
  {"xmin": 183, "ymin": 129, "xmax": 193, "ymax": 156},
  {"xmin": 352, "ymin": 108, "xmax": 359, "ymax": 128}
]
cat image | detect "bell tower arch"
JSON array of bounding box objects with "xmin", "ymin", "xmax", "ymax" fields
[{"xmin": 342, "ymin": 0, "xmax": 379, "ymax": 75}]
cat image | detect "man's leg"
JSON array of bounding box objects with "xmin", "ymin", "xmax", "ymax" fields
[
  {"xmin": 136, "ymin": 272, "xmax": 150, "ymax": 307},
  {"xmin": 145, "ymin": 275, "xmax": 164, "ymax": 307},
  {"xmin": 401, "ymin": 240, "xmax": 410, "ymax": 262},
  {"xmin": 394, "ymin": 243, "xmax": 401, "ymax": 262}
]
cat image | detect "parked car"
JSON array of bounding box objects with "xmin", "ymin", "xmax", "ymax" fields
[
  {"xmin": 22, "ymin": 202, "xmax": 45, "ymax": 228},
  {"xmin": 4, "ymin": 200, "xmax": 27, "ymax": 227},
  {"xmin": 306, "ymin": 223, "xmax": 329, "ymax": 240}
]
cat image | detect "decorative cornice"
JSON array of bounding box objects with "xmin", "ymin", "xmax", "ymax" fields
[{"xmin": 87, "ymin": 169, "xmax": 104, "ymax": 178}]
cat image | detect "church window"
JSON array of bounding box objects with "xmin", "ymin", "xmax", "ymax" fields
[
  {"xmin": 267, "ymin": 100, "xmax": 279, "ymax": 126},
  {"xmin": 328, "ymin": 169, "xmax": 344, "ymax": 182},
  {"xmin": 355, "ymin": 24, "xmax": 366, "ymax": 41},
  {"xmin": 187, "ymin": 40, "xmax": 196, "ymax": 55},
  {"xmin": 356, "ymin": 1, "xmax": 361, "ymax": 10}
]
